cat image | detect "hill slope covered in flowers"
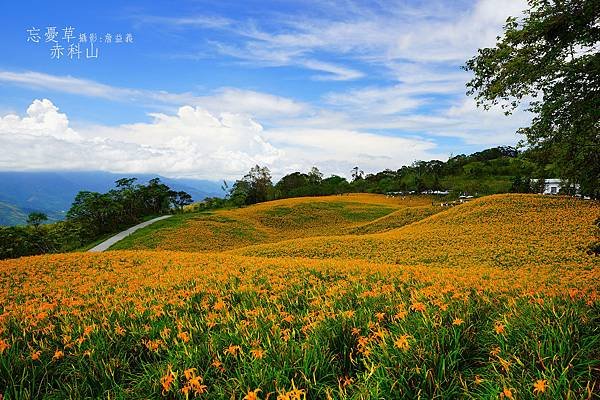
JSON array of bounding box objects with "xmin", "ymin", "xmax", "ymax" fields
[
  {"xmin": 109, "ymin": 194, "xmax": 438, "ymax": 252},
  {"xmin": 1, "ymin": 194, "xmax": 599, "ymax": 399},
  {"xmin": 233, "ymin": 195, "xmax": 599, "ymax": 269}
]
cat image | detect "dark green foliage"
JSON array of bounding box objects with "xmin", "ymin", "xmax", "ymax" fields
[
  {"xmin": 510, "ymin": 176, "xmax": 533, "ymax": 193},
  {"xmin": 222, "ymin": 146, "xmax": 553, "ymax": 208},
  {"xmin": 465, "ymin": 0, "xmax": 600, "ymax": 198},
  {"xmin": 268, "ymin": 146, "xmax": 546, "ymax": 202},
  {"xmin": 275, "ymin": 172, "xmax": 310, "ymax": 197},
  {"xmin": 189, "ymin": 197, "xmax": 229, "ymax": 212},
  {"xmin": 0, "ymin": 178, "xmax": 186, "ymax": 260},
  {"xmin": 65, "ymin": 177, "xmax": 188, "ymax": 240},
  {"xmin": 26, "ymin": 212, "xmax": 48, "ymax": 227},
  {"xmin": 0, "ymin": 221, "xmax": 82, "ymax": 259},
  {"xmin": 273, "ymin": 168, "xmax": 348, "ymax": 198},
  {"xmin": 227, "ymin": 165, "xmax": 274, "ymax": 206},
  {"xmin": 169, "ymin": 190, "xmax": 194, "ymax": 211}
]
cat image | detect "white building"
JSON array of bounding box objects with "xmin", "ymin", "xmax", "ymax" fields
[
  {"xmin": 542, "ymin": 179, "xmax": 562, "ymax": 194},
  {"xmin": 533, "ymin": 178, "xmax": 579, "ymax": 195}
]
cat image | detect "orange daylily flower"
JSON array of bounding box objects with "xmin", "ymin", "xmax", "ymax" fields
[
  {"xmin": 160, "ymin": 366, "xmax": 176, "ymax": 394},
  {"xmin": 394, "ymin": 334, "xmax": 411, "ymax": 351},
  {"xmin": 243, "ymin": 388, "xmax": 261, "ymax": 400},
  {"xmin": 533, "ymin": 379, "xmax": 548, "ymax": 394},
  {"xmin": 250, "ymin": 348, "xmax": 265, "ymax": 359}
]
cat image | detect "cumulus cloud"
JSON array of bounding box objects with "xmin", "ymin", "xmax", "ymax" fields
[
  {"xmin": 0, "ymin": 99, "xmax": 443, "ymax": 179},
  {"xmin": 0, "ymin": 99, "xmax": 281, "ymax": 178},
  {"xmin": 0, "ymin": 99, "xmax": 81, "ymax": 142},
  {"xmin": 0, "ymin": 0, "xmax": 534, "ymax": 178}
]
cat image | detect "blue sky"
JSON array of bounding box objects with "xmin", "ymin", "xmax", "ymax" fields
[{"xmin": 0, "ymin": 0, "xmax": 530, "ymax": 180}]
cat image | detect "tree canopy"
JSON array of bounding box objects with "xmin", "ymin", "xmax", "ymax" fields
[
  {"xmin": 464, "ymin": 0, "xmax": 599, "ymax": 198},
  {"xmin": 26, "ymin": 212, "xmax": 48, "ymax": 227},
  {"xmin": 223, "ymin": 146, "xmax": 551, "ymax": 207},
  {"xmin": 228, "ymin": 165, "xmax": 274, "ymax": 206}
]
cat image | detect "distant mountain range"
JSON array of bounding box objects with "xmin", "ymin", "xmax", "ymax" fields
[{"xmin": 0, "ymin": 171, "xmax": 225, "ymax": 226}]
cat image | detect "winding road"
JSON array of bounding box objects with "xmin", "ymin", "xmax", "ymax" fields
[{"xmin": 87, "ymin": 215, "xmax": 173, "ymax": 252}]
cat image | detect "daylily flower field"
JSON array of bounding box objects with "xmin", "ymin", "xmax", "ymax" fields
[{"xmin": 1, "ymin": 194, "xmax": 598, "ymax": 399}]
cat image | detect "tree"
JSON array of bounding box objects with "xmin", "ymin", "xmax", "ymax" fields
[
  {"xmin": 142, "ymin": 178, "xmax": 171, "ymax": 215},
  {"xmin": 231, "ymin": 165, "xmax": 273, "ymax": 205},
  {"xmin": 307, "ymin": 167, "xmax": 323, "ymax": 185},
  {"xmin": 114, "ymin": 177, "xmax": 142, "ymax": 224},
  {"xmin": 531, "ymin": 177, "xmax": 546, "ymax": 194},
  {"xmin": 1, "ymin": 177, "xmax": 186, "ymax": 260},
  {"xmin": 321, "ymin": 175, "xmax": 350, "ymax": 194},
  {"xmin": 510, "ymin": 175, "xmax": 532, "ymax": 193},
  {"xmin": 228, "ymin": 179, "xmax": 251, "ymax": 207},
  {"xmin": 24, "ymin": 212, "xmax": 55, "ymax": 254},
  {"xmin": 275, "ymin": 172, "xmax": 309, "ymax": 198},
  {"xmin": 351, "ymin": 166, "xmax": 364, "ymax": 182},
  {"xmin": 465, "ymin": 0, "xmax": 600, "ymax": 198},
  {"xmin": 67, "ymin": 191, "xmax": 123, "ymax": 237},
  {"xmin": 169, "ymin": 190, "xmax": 193, "ymax": 211},
  {"xmin": 27, "ymin": 212, "xmax": 48, "ymax": 228}
]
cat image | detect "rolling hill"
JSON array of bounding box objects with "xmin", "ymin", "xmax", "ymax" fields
[
  {"xmin": 231, "ymin": 194, "xmax": 599, "ymax": 269},
  {"xmin": 1, "ymin": 193, "xmax": 598, "ymax": 398},
  {"xmin": 109, "ymin": 194, "xmax": 439, "ymax": 252},
  {"xmin": 110, "ymin": 193, "xmax": 599, "ymax": 271}
]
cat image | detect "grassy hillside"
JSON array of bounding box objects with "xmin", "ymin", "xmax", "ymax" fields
[
  {"xmin": 233, "ymin": 195, "xmax": 600, "ymax": 269},
  {"xmin": 110, "ymin": 194, "xmax": 435, "ymax": 252},
  {"xmin": 345, "ymin": 205, "xmax": 441, "ymax": 235},
  {"xmin": 1, "ymin": 193, "xmax": 599, "ymax": 398}
]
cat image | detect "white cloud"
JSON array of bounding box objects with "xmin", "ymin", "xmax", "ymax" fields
[
  {"xmin": 383, "ymin": 0, "xmax": 527, "ymax": 63},
  {"xmin": 322, "ymin": 83, "xmax": 453, "ymax": 115},
  {"xmin": 263, "ymin": 128, "xmax": 443, "ymax": 177},
  {"xmin": 134, "ymin": 15, "xmax": 232, "ymax": 29},
  {"xmin": 0, "ymin": 0, "xmax": 534, "ymax": 178},
  {"xmin": 0, "ymin": 67, "xmax": 530, "ymax": 165},
  {"xmin": 0, "ymin": 100, "xmax": 281, "ymax": 178},
  {"xmin": 0, "ymin": 99, "xmax": 81, "ymax": 142},
  {"xmin": 0, "ymin": 99, "xmax": 444, "ymax": 179},
  {"xmin": 128, "ymin": 0, "xmax": 530, "ymax": 142},
  {"xmin": 190, "ymin": 0, "xmax": 527, "ymax": 78},
  {"xmin": 195, "ymin": 88, "xmax": 308, "ymax": 117},
  {"xmin": 0, "ymin": 71, "xmax": 140, "ymax": 100},
  {"xmin": 0, "ymin": 70, "xmax": 308, "ymax": 119},
  {"xmin": 299, "ymin": 59, "xmax": 364, "ymax": 81},
  {"xmin": 213, "ymin": 41, "xmax": 364, "ymax": 81},
  {"xmin": 435, "ymin": 97, "xmax": 531, "ymax": 145}
]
